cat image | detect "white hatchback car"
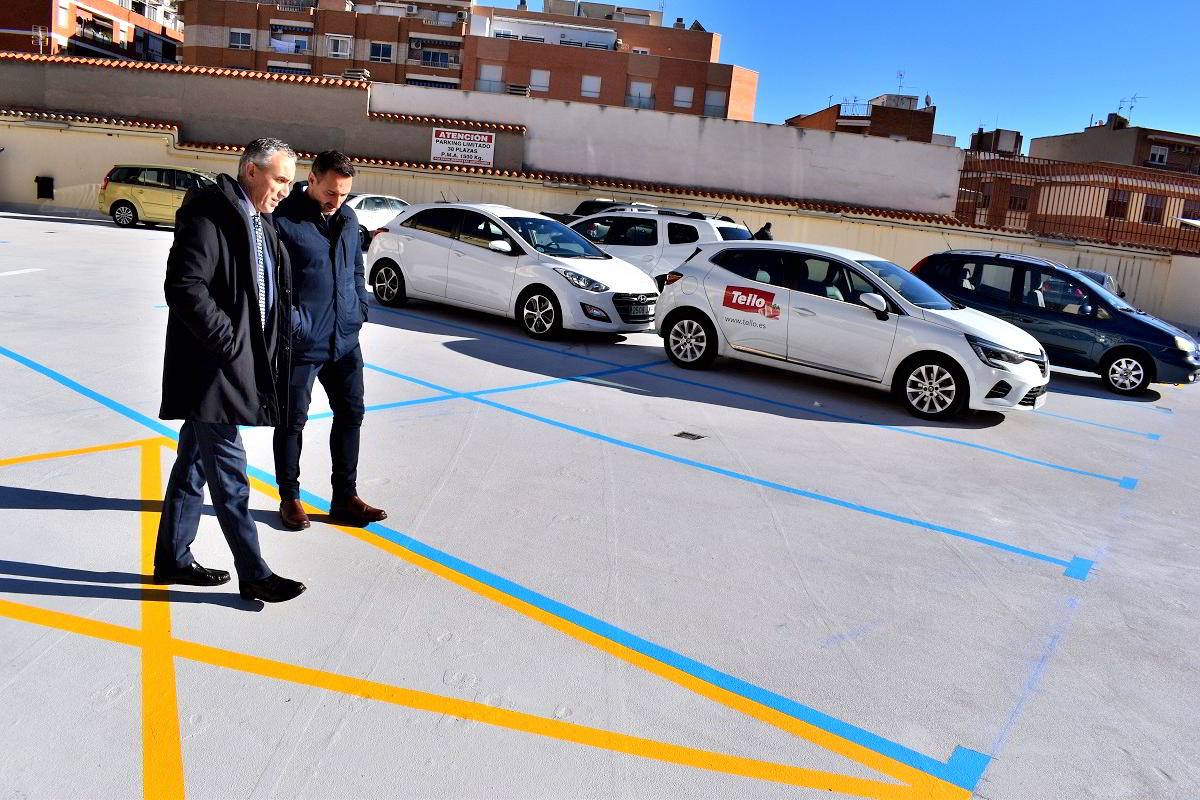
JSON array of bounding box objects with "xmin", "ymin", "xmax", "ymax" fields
[
  {"xmin": 345, "ymin": 193, "xmax": 409, "ymax": 247},
  {"xmin": 571, "ymin": 208, "xmax": 753, "ymax": 289},
  {"xmin": 655, "ymin": 242, "xmax": 1051, "ymax": 420},
  {"xmin": 366, "ymin": 203, "xmax": 660, "ymax": 339}
]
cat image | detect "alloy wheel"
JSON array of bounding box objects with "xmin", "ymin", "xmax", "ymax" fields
[
  {"xmin": 1108, "ymin": 357, "xmax": 1144, "ymax": 391},
  {"xmin": 523, "ymin": 294, "xmax": 554, "ymax": 335},
  {"xmin": 113, "ymin": 205, "xmax": 135, "ymax": 226},
  {"xmin": 905, "ymin": 364, "xmax": 956, "ymax": 414},
  {"xmin": 374, "ymin": 266, "xmax": 399, "ymax": 303},
  {"xmin": 669, "ymin": 319, "xmax": 707, "ymax": 363}
]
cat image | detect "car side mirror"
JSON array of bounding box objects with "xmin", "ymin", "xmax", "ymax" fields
[
  {"xmin": 860, "ymin": 292, "xmax": 889, "ymax": 319},
  {"xmin": 488, "ymin": 239, "xmax": 513, "ymax": 255},
  {"xmin": 1081, "ymin": 304, "xmax": 1094, "ymax": 317},
  {"xmin": 1118, "ymin": 290, "xmax": 1126, "ymax": 298}
]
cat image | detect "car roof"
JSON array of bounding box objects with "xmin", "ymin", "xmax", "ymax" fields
[
  {"xmin": 695, "ymin": 240, "xmax": 887, "ymax": 263},
  {"xmin": 937, "ymin": 249, "xmax": 1068, "ymax": 269},
  {"xmin": 352, "ymin": 193, "xmax": 406, "ymax": 200},
  {"xmin": 575, "ymin": 208, "xmax": 745, "ymax": 225},
  {"xmin": 401, "ymin": 202, "xmax": 546, "ymax": 219},
  {"xmin": 112, "ymin": 164, "xmax": 210, "ymax": 173}
]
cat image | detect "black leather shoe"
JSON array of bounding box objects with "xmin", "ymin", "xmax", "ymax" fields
[
  {"xmin": 240, "ymin": 573, "xmax": 306, "ymax": 603},
  {"xmin": 153, "ymin": 562, "xmax": 230, "ymax": 586}
]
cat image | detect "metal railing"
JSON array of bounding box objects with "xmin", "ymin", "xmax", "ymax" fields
[
  {"xmin": 957, "ymin": 151, "xmax": 1200, "ymax": 254},
  {"xmin": 409, "ymin": 54, "xmax": 461, "ymax": 68},
  {"xmin": 702, "ymin": 104, "xmax": 725, "ymax": 117},
  {"xmin": 625, "ymin": 95, "xmax": 654, "ymax": 110},
  {"xmin": 838, "ymin": 102, "xmax": 871, "ymax": 117},
  {"xmin": 276, "ymin": 1, "xmax": 317, "ymax": 10},
  {"xmin": 476, "ymin": 79, "xmax": 505, "ymax": 93}
]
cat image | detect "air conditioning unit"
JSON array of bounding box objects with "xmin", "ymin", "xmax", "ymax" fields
[
  {"xmin": 343, "ymin": 68, "xmax": 371, "ymax": 80},
  {"xmin": 455, "ymin": 10, "xmax": 468, "ymax": 21},
  {"xmin": 409, "ymin": 39, "xmax": 422, "ymax": 49},
  {"xmin": 405, "ymin": 4, "xmax": 418, "ymax": 15}
]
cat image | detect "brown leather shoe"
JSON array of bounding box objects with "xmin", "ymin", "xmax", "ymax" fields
[
  {"xmin": 328, "ymin": 495, "xmax": 388, "ymax": 526},
  {"xmin": 279, "ymin": 499, "xmax": 311, "ymax": 531}
]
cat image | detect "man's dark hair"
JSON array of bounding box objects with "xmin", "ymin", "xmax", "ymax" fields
[{"xmin": 311, "ymin": 150, "xmax": 356, "ymax": 178}]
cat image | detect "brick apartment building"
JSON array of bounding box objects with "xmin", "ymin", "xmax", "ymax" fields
[
  {"xmin": 1031, "ymin": 113, "xmax": 1200, "ymax": 176},
  {"xmin": 176, "ymin": 0, "xmax": 757, "ymax": 120},
  {"xmin": 0, "ymin": 0, "xmax": 183, "ymax": 62},
  {"xmin": 785, "ymin": 94, "xmax": 938, "ymax": 143}
]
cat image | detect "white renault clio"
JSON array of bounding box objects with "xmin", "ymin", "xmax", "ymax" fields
[
  {"xmin": 655, "ymin": 242, "xmax": 1051, "ymax": 420},
  {"xmin": 367, "ymin": 203, "xmax": 659, "ymax": 339}
]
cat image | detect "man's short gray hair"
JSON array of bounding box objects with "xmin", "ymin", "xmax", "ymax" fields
[{"xmin": 238, "ymin": 137, "xmax": 296, "ymax": 177}]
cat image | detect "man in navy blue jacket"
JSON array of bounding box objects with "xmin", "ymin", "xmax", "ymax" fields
[{"xmin": 272, "ymin": 151, "xmax": 387, "ymax": 530}]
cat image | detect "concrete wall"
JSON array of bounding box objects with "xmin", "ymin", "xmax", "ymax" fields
[
  {"xmin": 1029, "ymin": 127, "xmax": 1140, "ymax": 165},
  {"xmin": 0, "ymin": 58, "xmax": 525, "ymax": 169},
  {"xmin": 370, "ymin": 83, "xmax": 964, "ymax": 214},
  {"xmin": 6, "ymin": 114, "xmax": 1185, "ymax": 330}
]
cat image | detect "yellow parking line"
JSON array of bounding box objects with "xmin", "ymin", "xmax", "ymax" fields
[
  {"xmin": 139, "ymin": 442, "xmax": 185, "ymax": 800},
  {"xmin": 0, "ymin": 595, "xmax": 914, "ymax": 799},
  {"xmin": 245, "ymin": 476, "xmax": 963, "ymax": 799},
  {"xmin": 0, "ymin": 437, "xmax": 167, "ymax": 468}
]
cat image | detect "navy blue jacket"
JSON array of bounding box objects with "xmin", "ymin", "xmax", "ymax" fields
[{"xmin": 273, "ymin": 186, "xmax": 369, "ymax": 364}]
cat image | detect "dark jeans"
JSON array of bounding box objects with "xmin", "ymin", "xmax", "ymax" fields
[
  {"xmin": 273, "ymin": 345, "xmax": 365, "ymax": 503},
  {"xmin": 155, "ymin": 421, "xmax": 271, "ymax": 582}
]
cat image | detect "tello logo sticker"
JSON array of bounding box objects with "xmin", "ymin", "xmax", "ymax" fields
[{"xmin": 724, "ymin": 286, "xmax": 780, "ymax": 318}]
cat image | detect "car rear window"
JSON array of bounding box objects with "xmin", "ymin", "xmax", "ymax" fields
[
  {"xmin": 108, "ymin": 167, "xmax": 139, "ymax": 184},
  {"xmin": 667, "ymin": 222, "xmax": 700, "ymax": 245},
  {"xmin": 717, "ymin": 225, "xmax": 753, "ymax": 241},
  {"xmin": 402, "ymin": 207, "xmax": 462, "ymax": 238}
]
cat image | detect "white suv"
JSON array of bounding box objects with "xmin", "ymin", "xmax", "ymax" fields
[
  {"xmin": 366, "ymin": 203, "xmax": 658, "ymax": 339},
  {"xmin": 655, "ymin": 242, "xmax": 1050, "ymax": 420},
  {"xmin": 571, "ymin": 208, "xmax": 753, "ymax": 289}
]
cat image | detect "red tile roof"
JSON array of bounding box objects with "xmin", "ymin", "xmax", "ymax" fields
[
  {"xmin": 369, "ymin": 112, "xmax": 525, "ymax": 134},
  {"xmin": 0, "ymin": 104, "xmax": 961, "ymax": 226},
  {"xmin": 0, "ymin": 51, "xmax": 370, "ymax": 89}
]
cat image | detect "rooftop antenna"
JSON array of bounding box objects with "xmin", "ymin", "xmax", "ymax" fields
[
  {"xmin": 896, "ymin": 70, "xmax": 905, "ymax": 93},
  {"xmin": 1119, "ymin": 92, "xmax": 1146, "ymax": 121},
  {"xmin": 439, "ymin": 190, "xmax": 448, "ymax": 202}
]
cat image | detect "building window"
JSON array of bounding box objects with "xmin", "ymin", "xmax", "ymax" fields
[
  {"xmin": 632, "ymin": 46, "xmax": 650, "ymax": 54},
  {"xmin": 229, "ymin": 30, "xmax": 252, "ymax": 50},
  {"xmin": 268, "ymin": 63, "xmax": 312, "ymax": 75},
  {"xmin": 478, "ymin": 63, "xmax": 504, "ymax": 93},
  {"xmin": 1008, "ymin": 185, "xmax": 1031, "ymax": 212},
  {"xmin": 673, "ymin": 86, "xmax": 694, "ymax": 108},
  {"xmin": 529, "ymin": 68, "xmax": 550, "ymax": 92},
  {"xmin": 407, "ymin": 78, "xmax": 456, "ymax": 89},
  {"xmin": 977, "ymin": 182, "xmax": 992, "ymax": 209},
  {"xmin": 1141, "ymin": 194, "xmax": 1166, "ymax": 225},
  {"xmin": 626, "ymin": 80, "xmax": 652, "ymax": 109},
  {"xmin": 58, "ymin": 2, "xmax": 68, "ymax": 27},
  {"xmin": 1182, "ymin": 198, "xmax": 1200, "ymax": 222},
  {"xmin": 494, "ymin": 30, "xmax": 517, "ymax": 39},
  {"xmin": 581, "ymin": 74, "xmax": 601, "ymax": 99},
  {"xmin": 369, "ymin": 42, "xmax": 392, "ymax": 63},
  {"xmin": 521, "ymin": 35, "xmax": 544, "ymax": 42},
  {"xmin": 327, "ymin": 35, "xmax": 351, "ymax": 59},
  {"xmin": 1148, "ymin": 145, "xmax": 1168, "ymax": 166},
  {"xmin": 703, "ymin": 88, "xmax": 727, "ymax": 117},
  {"xmin": 1105, "ymin": 189, "xmax": 1129, "ymax": 219},
  {"xmin": 422, "ymin": 50, "xmax": 453, "ymax": 68}
]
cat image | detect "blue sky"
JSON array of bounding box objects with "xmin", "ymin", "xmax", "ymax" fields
[{"xmin": 484, "ymin": 0, "xmax": 1200, "ymax": 150}]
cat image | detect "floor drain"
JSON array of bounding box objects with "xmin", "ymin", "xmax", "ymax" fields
[{"xmin": 674, "ymin": 431, "xmax": 705, "ymax": 440}]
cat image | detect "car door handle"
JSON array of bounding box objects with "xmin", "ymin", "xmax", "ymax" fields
[
  {"xmin": 1017, "ymin": 317, "xmax": 1036, "ymax": 324},
  {"xmin": 793, "ymin": 307, "xmax": 816, "ymax": 316}
]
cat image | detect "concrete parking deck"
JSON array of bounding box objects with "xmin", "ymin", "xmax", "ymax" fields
[{"xmin": 0, "ymin": 210, "xmax": 1198, "ymax": 799}]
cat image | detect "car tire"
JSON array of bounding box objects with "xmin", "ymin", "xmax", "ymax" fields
[
  {"xmin": 654, "ymin": 274, "xmax": 667, "ymax": 292},
  {"xmin": 359, "ymin": 225, "xmax": 370, "ymax": 252},
  {"xmin": 1101, "ymin": 350, "xmax": 1152, "ymax": 394},
  {"xmin": 896, "ymin": 355, "xmax": 969, "ymax": 420},
  {"xmin": 664, "ymin": 312, "xmax": 718, "ymax": 370},
  {"xmin": 371, "ymin": 260, "xmax": 407, "ymax": 308},
  {"xmin": 517, "ymin": 287, "xmax": 563, "ymax": 340},
  {"xmin": 111, "ymin": 202, "xmax": 138, "ymax": 228}
]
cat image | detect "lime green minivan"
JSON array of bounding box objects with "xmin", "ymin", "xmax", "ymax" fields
[{"xmin": 98, "ymin": 165, "xmax": 217, "ymax": 228}]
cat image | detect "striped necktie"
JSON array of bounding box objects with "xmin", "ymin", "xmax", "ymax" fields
[{"xmin": 251, "ymin": 213, "xmax": 267, "ymax": 331}]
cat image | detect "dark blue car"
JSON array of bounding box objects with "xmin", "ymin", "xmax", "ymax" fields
[{"xmin": 912, "ymin": 250, "xmax": 1200, "ymax": 394}]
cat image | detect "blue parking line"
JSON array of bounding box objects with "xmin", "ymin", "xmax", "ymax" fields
[
  {"xmin": 0, "ymin": 343, "xmax": 991, "ymax": 792},
  {"xmin": 309, "ymin": 393, "xmax": 457, "ymax": 421},
  {"xmin": 1033, "ymin": 409, "xmax": 1161, "ymax": 441},
  {"xmin": 637, "ymin": 369, "xmax": 1140, "ymax": 490},
  {"xmin": 372, "ymin": 307, "xmax": 1146, "ymax": 488},
  {"xmin": 467, "ymin": 359, "xmax": 667, "ymax": 397},
  {"xmin": 362, "ymin": 358, "xmax": 1093, "ymax": 581}
]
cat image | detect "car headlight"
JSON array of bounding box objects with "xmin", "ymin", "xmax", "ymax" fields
[
  {"xmin": 1173, "ymin": 335, "xmax": 1197, "ymax": 352},
  {"xmin": 965, "ymin": 334, "xmax": 1027, "ymax": 370},
  {"xmin": 554, "ymin": 268, "xmax": 608, "ymax": 293}
]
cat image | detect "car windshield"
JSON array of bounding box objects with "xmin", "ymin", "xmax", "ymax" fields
[
  {"xmin": 717, "ymin": 225, "xmax": 753, "ymax": 241},
  {"xmin": 857, "ymin": 260, "xmax": 954, "ymax": 310},
  {"xmin": 1070, "ymin": 269, "xmax": 1133, "ymax": 311},
  {"xmin": 502, "ymin": 217, "xmax": 610, "ymax": 259}
]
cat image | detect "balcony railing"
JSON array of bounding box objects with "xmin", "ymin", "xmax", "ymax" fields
[
  {"xmin": 625, "ymin": 95, "xmax": 654, "ymax": 110},
  {"xmin": 476, "ymin": 79, "xmax": 505, "ymax": 93},
  {"xmin": 838, "ymin": 102, "xmax": 871, "ymax": 117},
  {"xmin": 276, "ymin": 1, "xmax": 317, "ymax": 10},
  {"xmin": 702, "ymin": 104, "xmax": 726, "ymax": 117},
  {"xmin": 408, "ymin": 54, "xmax": 461, "ymax": 68}
]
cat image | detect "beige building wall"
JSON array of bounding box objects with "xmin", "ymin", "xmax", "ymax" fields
[{"xmin": 0, "ymin": 115, "xmax": 1185, "ymax": 327}]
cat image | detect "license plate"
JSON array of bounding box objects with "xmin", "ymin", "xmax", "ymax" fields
[{"xmin": 632, "ymin": 304, "xmax": 654, "ymax": 315}]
